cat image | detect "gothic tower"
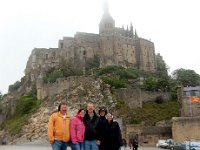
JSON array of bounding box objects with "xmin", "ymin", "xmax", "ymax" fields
[
  {"xmin": 99, "ymin": 0, "xmax": 116, "ymax": 67},
  {"xmin": 99, "ymin": 0, "xmax": 115, "ymax": 35}
]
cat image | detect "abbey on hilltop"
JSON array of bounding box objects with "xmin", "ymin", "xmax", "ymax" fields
[{"xmin": 25, "ymin": 0, "xmax": 157, "ymax": 78}]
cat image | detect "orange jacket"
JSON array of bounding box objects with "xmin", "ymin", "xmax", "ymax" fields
[{"xmin": 48, "ymin": 112, "xmax": 70, "ymax": 142}]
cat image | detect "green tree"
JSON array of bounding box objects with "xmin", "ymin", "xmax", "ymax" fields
[
  {"xmin": 143, "ymin": 77, "xmax": 157, "ymax": 91},
  {"xmin": 8, "ymin": 81, "xmax": 21, "ymax": 92},
  {"xmin": 172, "ymin": 68, "xmax": 200, "ymax": 86},
  {"xmin": 0, "ymin": 91, "xmax": 2, "ymax": 101},
  {"xmin": 16, "ymin": 96, "xmax": 40, "ymax": 116},
  {"xmin": 156, "ymin": 53, "xmax": 169, "ymax": 77}
]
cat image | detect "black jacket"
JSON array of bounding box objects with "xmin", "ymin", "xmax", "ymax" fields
[
  {"xmin": 98, "ymin": 116, "xmax": 107, "ymax": 150},
  {"xmin": 104, "ymin": 120, "xmax": 122, "ymax": 150},
  {"xmin": 83, "ymin": 110, "xmax": 100, "ymax": 140}
]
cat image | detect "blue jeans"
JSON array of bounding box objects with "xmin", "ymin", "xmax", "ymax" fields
[
  {"xmin": 52, "ymin": 140, "xmax": 67, "ymax": 150},
  {"xmin": 84, "ymin": 140, "xmax": 99, "ymax": 150},
  {"xmin": 71, "ymin": 142, "xmax": 84, "ymax": 150}
]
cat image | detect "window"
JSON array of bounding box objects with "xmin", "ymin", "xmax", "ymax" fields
[
  {"xmin": 45, "ymin": 54, "xmax": 48, "ymax": 59},
  {"xmin": 60, "ymin": 42, "xmax": 63, "ymax": 48}
]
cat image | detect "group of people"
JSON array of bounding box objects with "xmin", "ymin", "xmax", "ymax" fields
[{"xmin": 47, "ymin": 102, "xmax": 123, "ymax": 150}]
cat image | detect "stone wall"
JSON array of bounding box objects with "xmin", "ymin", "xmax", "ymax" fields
[
  {"xmin": 114, "ymin": 88, "xmax": 170, "ymax": 108},
  {"xmin": 172, "ymin": 116, "xmax": 200, "ymax": 142},
  {"xmin": 125, "ymin": 124, "xmax": 172, "ymax": 146},
  {"xmin": 37, "ymin": 76, "xmax": 101, "ymax": 100},
  {"xmin": 180, "ymin": 96, "xmax": 200, "ymax": 117}
]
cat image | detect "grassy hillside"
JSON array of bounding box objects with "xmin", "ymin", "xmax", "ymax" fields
[{"xmin": 116, "ymin": 100, "xmax": 179, "ymax": 125}]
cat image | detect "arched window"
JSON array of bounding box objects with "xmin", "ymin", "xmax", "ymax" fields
[{"xmin": 83, "ymin": 50, "xmax": 86, "ymax": 55}]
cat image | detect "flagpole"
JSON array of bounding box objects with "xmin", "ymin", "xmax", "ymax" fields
[{"xmin": 189, "ymin": 95, "xmax": 192, "ymax": 117}]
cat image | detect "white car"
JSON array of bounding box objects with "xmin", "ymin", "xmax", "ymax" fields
[{"xmin": 156, "ymin": 139, "xmax": 173, "ymax": 149}]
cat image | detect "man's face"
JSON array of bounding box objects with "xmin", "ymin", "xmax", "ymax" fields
[
  {"xmin": 87, "ymin": 103, "xmax": 94, "ymax": 113},
  {"xmin": 60, "ymin": 104, "xmax": 67, "ymax": 115}
]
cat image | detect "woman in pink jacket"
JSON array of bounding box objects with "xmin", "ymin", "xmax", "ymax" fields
[{"xmin": 70, "ymin": 108, "xmax": 86, "ymax": 150}]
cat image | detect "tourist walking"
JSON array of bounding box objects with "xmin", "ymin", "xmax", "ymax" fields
[
  {"xmin": 83, "ymin": 102, "xmax": 100, "ymax": 150},
  {"xmin": 130, "ymin": 138, "xmax": 138, "ymax": 150},
  {"xmin": 48, "ymin": 102, "xmax": 70, "ymax": 150},
  {"xmin": 103, "ymin": 113, "xmax": 122, "ymax": 150},
  {"xmin": 70, "ymin": 108, "xmax": 86, "ymax": 150},
  {"xmin": 129, "ymin": 134, "xmax": 139, "ymax": 150}
]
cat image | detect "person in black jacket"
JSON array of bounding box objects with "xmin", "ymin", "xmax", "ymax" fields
[
  {"xmin": 104, "ymin": 113, "xmax": 122, "ymax": 150},
  {"xmin": 83, "ymin": 102, "xmax": 100, "ymax": 150},
  {"xmin": 98, "ymin": 107, "xmax": 107, "ymax": 150}
]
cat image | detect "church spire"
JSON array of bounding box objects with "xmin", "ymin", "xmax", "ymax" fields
[
  {"xmin": 99, "ymin": 0, "xmax": 115, "ymax": 35},
  {"xmin": 130, "ymin": 22, "xmax": 133, "ymax": 37},
  {"xmin": 103, "ymin": 0, "xmax": 109, "ymax": 14},
  {"xmin": 135, "ymin": 29, "xmax": 139, "ymax": 39}
]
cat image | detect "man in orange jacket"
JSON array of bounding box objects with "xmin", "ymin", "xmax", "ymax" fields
[{"xmin": 48, "ymin": 102, "xmax": 70, "ymax": 150}]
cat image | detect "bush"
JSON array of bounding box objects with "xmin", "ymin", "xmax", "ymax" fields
[
  {"xmin": 101, "ymin": 76, "xmax": 127, "ymax": 89},
  {"xmin": 8, "ymin": 81, "xmax": 21, "ymax": 92},
  {"xmin": 3, "ymin": 95, "xmax": 41, "ymax": 135},
  {"xmin": 118, "ymin": 68, "xmax": 138, "ymax": 79},
  {"xmin": 155, "ymin": 96, "xmax": 164, "ymax": 104},
  {"xmin": 43, "ymin": 69, "xmax": 64, "ymax": 83},
  {"xmin": 16, "ymin": 96, "xmax": 40, "ymax": 116},
  {"xmin": 5, "ymin": 116, "xmax": 27, "ymax": 135},
  {"xmin": 63, "ymin": 67, "xmax": 83, "ymax": 77},
  {"xmin": 98, "ymin": 66, "xmax": 123, "ymax": 75},
  {"xmin": 130, "ymin": 117, "xmax": 141, "ymax": 124}
]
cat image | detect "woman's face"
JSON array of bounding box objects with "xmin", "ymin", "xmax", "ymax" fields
[
  {"xmin": 106, "ymin": 114, "xmax": 113, "ymax": 122},
  {"xmin": 79, "ymin": 110, "xmax": 85, "ymax": 118}
]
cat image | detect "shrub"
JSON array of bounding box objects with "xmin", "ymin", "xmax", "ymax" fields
[
  {"xmin": 130, "ymin": 117, "xmax": 141, "ymax": 124},
  {"xmin": 5, "ymin": 116, "xmax": 27, "ymax": 135},
  {"xmin": 118, "ymin": 68, "xmax": 138, "ymax": 79},
  {"xmin": 43, "ymin": 69, "xmax": 64, "ymax": 83},
  {"xmin": 16, "ymin": 96, "xmax": 40, "ymax": 116},
  {"xmin": 98, "ymin": 66, "xmax": 123, "ymax": 75},
  {"xmin": 101, "ymin": 76, "xmax": 127, "ymax": 89},
  {"xmin": 8, "ymin": 81, "xmax": 21, "ymax": 92},
  {"xmin": 155, "ymin": 96, "xmax": 164, "ymax": 104}
]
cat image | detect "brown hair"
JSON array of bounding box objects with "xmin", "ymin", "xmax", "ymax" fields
[
  {"xmin": 58, "ymin": 102, "xmax": 67, "ymax": 111},
  {"xmin": 78, "ymin": 108, "xmax": 85, "ymax": 114}
]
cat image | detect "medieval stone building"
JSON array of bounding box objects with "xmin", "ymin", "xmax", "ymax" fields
[{"xmin": 25, "ymin": 0, "xmax": 156, "ymax": 79}]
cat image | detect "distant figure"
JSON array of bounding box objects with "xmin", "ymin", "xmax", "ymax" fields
[
  {"xmin": 70, "ymin": 108, "xmax": 86, "ymax": 150},
  {"xmin": 48, "ymin": 102, "xmax": 70, "ymax": 150},
  {"xmin": 129, "ymin": 138, "xmax": 138, "ymax": 150},
  {"xmin": 2, "ymin": 136, "xmax": 7, "ymax": 145},
  {"xmin": 122, "ymin": 138, "xmax": 127, "ymax": 148}
]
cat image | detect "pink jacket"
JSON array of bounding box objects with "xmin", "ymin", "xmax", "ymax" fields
[{"xmin": 70, "ymin": 113, "xmax": 85, "ymax": 144}]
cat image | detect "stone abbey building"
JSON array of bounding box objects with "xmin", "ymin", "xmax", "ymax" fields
[{"xmin": 25, "ymin": 0, "xmax": 156, "ymax": 77}]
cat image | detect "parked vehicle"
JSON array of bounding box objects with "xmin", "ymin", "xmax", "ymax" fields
[
  {"xmin": 170, "ymin": 142, "xmax": 185, "ymax": 150},
  {"xmin": 184, "ymin": 140, "xmax": 200, "ymax": 150},
  {"xmin": 156, "ymin": 139, "xmax": 174, "ymax": 149}
]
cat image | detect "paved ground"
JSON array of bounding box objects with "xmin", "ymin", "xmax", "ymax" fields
[
  {"xmin": 0, "ymin": 145, "xmax": 164, "ymax": 150},
  {"xmin": 0, "ymin": 139, "xmax": 164, "ymax": 150}
]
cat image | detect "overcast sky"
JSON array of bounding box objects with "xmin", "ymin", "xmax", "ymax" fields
[{"xmin": 0, "ymin": 0, "xmax": 200, "ymax": 94}]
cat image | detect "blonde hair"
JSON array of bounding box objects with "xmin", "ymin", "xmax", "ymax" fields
[{"xmin": 106, "ymin": 113, "xmax": 113, "ymax": 119}]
